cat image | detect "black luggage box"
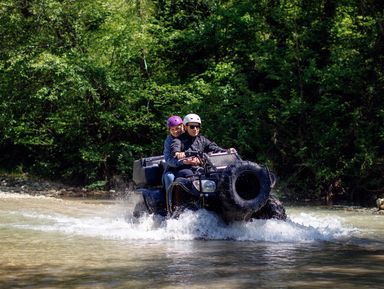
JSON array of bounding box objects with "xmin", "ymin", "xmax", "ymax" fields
[{"xmin": 132, "ymin": 155, "xmax": 165, "ymax": 187}]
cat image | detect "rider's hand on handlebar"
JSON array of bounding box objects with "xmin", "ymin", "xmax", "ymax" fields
[
  {"xmin": 175, "ymin": 152, "xmax": 186, "ymax": 159},
  {"xmin": 191, "ymin": 157, "xmax": 201, "ymax": 165},
  {"xmin": 182, "ymin": 157, "xmax": 200, "ymax": 166}
]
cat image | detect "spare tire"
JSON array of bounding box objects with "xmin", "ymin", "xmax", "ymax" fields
[{"xmin": 220, "ymin": 161, "xmax": 271, "ymax": 212}]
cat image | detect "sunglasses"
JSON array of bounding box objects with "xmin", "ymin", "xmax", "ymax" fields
[{"xmin": 188, "ymin": 125, "xmax": 201, "ymax": 129}]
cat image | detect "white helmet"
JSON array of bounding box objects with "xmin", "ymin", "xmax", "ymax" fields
[{"xmin": 183, "ymin": 113, "xmax": 201, "ymax": 125}]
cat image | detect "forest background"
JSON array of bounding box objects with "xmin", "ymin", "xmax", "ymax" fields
[{"xmin": 1, "ymin": 0, "xmax": 383, "ymax": 204}]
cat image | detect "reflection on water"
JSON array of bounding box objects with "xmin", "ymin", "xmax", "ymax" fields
[{"xmin": 1, "ymin": 192, "xmax": 384, "ymax": 288}]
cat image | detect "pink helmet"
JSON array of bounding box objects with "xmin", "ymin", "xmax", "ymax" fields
[{"xmin": 166, "ymin": 115, "xmax": 183, "ymax": 128}]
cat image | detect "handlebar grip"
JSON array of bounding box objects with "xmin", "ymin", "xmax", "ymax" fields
[{"xmin": 185, "ymin": 151, "xmax": 202, "ymax": 157}]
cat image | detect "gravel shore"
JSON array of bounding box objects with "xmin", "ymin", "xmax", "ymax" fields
[{"xmin": 0, "ymin": 175, "xmax": 120, "ymax": 199}]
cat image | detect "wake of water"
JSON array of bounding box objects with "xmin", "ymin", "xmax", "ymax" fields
[{"xmin": 1, "ymin": 192, "xmax": 359, "ymax": 243}]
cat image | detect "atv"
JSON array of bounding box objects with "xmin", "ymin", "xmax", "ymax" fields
[{"xmin": 132, "ymin": 151, "xmax": 286, "ymax": 223}]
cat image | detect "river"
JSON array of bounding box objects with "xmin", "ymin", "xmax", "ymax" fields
[{"xmin": 1, "ymin": 191, "xmax": 384, "ymax": 289}]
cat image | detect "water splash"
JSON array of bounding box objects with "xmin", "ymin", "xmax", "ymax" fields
[
  {"xmin": 150, "ymin": 209, "xmax": 357, "ymax": 242},
  {"xmin": 1, "ymin": 192, "xmax": 359, "ymax": 242},
  {"xmin": 8, "ymin": 205, "xmax": 357, "ymax": 243}
]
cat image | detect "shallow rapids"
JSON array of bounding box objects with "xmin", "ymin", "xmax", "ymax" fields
[{"xmin": 1, "ymin": 192, "xmax": 384, "ymax": 289}]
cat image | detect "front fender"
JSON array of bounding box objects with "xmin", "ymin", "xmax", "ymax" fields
[
  {"xmin": 166, "ymin": 177, "xmax": 201, "ymax": 214},
  {"xmin": 134, "ymin": 188, "xmax": 167, "ymax": 216},
  {"xmin": 171, "ymin": 177, "xmax": 201, "ymax": 197}
]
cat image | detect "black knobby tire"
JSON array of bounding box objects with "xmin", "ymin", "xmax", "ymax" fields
[
  {"xmin": 251, "ymin": 196, "xmax": 287, "ymax": 220},
  {"xmin": 171, "ymin": 202, "xmax": 199, "ymax": 219},
  {"xmin": 133, "ymin": 199, "xmax": 148, "ymax": 218},
  {"xmin": 221, "ymin": 161, "xmax": 271, "ymax": 211}
]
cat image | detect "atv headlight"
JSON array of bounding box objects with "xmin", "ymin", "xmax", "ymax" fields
[{"xmin": 192, "ymin": 180, "xmax": 216, "ymax": 193}]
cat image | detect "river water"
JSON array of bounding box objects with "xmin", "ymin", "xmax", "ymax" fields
[{"xmin": 1, "ymin": 191, "xmax": 384, "ymax": 289}]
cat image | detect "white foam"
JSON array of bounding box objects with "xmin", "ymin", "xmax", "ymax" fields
[
  {"xmin": 1, "ymin": 192, "xmax": 358, "ymax": 242},
  {"xmin": 9, "ymin": 207, "xmax": 358, "ymax": 243}
]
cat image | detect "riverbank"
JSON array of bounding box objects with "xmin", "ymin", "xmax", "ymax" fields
[
  {"xmin": 2, "ymin": 174, "xmax": 383, "ymax": 215},
  {"xmin": 0, "ymin": 174, "xmax": 118, "ymax": 199}
]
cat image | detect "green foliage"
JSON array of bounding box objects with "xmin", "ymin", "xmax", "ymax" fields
[{"xmin": 0, "ymin": 0, "xmax": 383, "ymax": 203}]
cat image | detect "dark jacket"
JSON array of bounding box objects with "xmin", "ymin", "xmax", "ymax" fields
[{"xmin": 171, "ymin": 133, "xmax": 226, "ymax": 157}]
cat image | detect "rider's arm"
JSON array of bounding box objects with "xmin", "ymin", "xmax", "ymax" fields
[
  {"xmin": 167, "ymin": 138, "xmax": 185, "ymax": 167},
  {"xmin": 164, "ymin": 136, "xmax": 183, "ymax": 167},
  {"xmin": 170, "ymin": 138, "xmax": 201, "ymax": 166},
  {"xmin": 201, "ymin": 135, "xmax": 227, "ymax": 153}
]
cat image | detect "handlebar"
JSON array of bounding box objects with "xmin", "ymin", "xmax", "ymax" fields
[
  {"xmin": 184, "ymin": 151, "xmax": 203, "ymax": 157},
  {"xmin": 181, "ymin": 150, "xmax": 241, "ymax": 171}
]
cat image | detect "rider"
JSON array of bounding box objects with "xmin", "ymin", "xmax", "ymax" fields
[
  {"xmin": 171, "ymin": 113, "xmax": 234, "ymax": 177},
  {"xmin": 163, "ymin": 115, "xmax": 185, "ymax": 193}
]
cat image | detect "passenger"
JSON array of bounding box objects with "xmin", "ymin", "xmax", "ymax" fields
[
  {"xmin": 163, "ymin": 115, "xmax": 184, "ymax": 193},
  {"xmin": 171, "ymin": 113, "xmax": 236, "ymax": 178}
]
